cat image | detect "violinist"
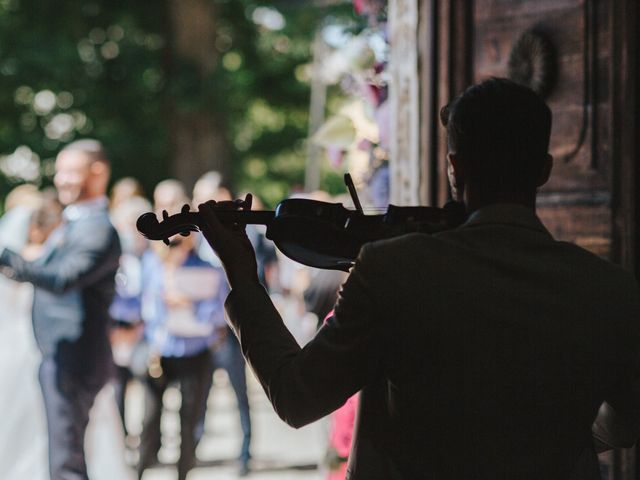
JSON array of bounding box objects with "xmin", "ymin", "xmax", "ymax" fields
[{"xmin": 197, "ymin": 78, "xmax": 640, "ymax": 480}]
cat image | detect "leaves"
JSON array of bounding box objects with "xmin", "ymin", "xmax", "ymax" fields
[{"xmin": 0, "ymin": 0, "xmax": 354, "ymax": 207}]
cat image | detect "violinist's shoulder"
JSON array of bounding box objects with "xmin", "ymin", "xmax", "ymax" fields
[
  {"xmin": 361, "ymin": 232, "xmax": 448, "ymax": 259},
  {"xmin": 372, "ymin": 231, "xmax": 447, "ymax": 248},
  {"xmin": 356, "ymin": 233, "xmax": 453, "ymax": 284}
]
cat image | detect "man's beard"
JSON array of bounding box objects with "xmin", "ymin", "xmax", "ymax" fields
[{"xmin": 58, "ymin": 186, "xmax": 87, "ymax": 205}]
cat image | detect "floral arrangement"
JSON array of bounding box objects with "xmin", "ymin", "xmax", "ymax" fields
[{"xmin": 311, "ymin": 0, "xmax": 389, "ymax": 208}]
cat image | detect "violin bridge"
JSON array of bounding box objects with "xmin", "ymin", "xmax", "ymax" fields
[{"xmin": 344, "ymin": 173, "xmax": 364, "ymax": 214}]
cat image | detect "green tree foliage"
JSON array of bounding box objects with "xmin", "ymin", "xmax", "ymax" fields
[
  {"xmin": 0, "ymin": 0, "xmax": 353, "ymax": 207},
  {"xmin": 0, "ymin": 0, "xmax": 169, "ymax": 199},
  {"xmin": 207, "ymin": 0, "xmax": 353, "ymax": 205}
]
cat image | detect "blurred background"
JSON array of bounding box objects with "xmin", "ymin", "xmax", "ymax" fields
[
  {"xmin": 0, "ymin": 0, "xmax": 390, "ymax": 209},
  {"xmin": 0, "ymin": 1, "xmax": 390, "ymax": 479}
]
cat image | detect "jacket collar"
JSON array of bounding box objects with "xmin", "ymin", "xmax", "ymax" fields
[
  {"xmin": 461, "ymin": 203, "xmax": 551, "ymax": 236},
  {"xmin": 62, "ymin": 196, "xmax": 108, "ymax": 223}
]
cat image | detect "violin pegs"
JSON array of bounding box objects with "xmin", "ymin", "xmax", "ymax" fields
[
  {"xmin": 162, "ymin": 210, "xmax": 169, "ymax": 220},
  {"xmin": 181, "ymin": 204, "xmax": 190, "ymax": 213},
  {"xmin": 243, "ymin": 192, "xmax": 253, "ymax": 210},
  {"xmin": 163, "ymin": 238, "xmax": 170, "ymax": 246}
]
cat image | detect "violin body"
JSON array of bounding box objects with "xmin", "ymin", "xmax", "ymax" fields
[
  {"xmin": 137, "ymin": 198, "xmax": 466, "ymax": 272},
  {"xmin": 269, "ymin": 199, "xmax": 375, "ymax": 270}
]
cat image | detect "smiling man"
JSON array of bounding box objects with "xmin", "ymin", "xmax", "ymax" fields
[{"xmin": 0, "ymin": 139, "xmax": 121, "ymax": 480}]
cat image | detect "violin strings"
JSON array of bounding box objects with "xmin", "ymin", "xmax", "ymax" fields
[{"xmin": 352, "ymin": 207, "xmax": 387, "ymax": 214}]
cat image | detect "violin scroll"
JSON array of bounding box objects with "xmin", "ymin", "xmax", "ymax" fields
[
  {"xmin": 136, "ymin": 204, "xmax": 201, "ymax": 245},
  {"xmin": 136, "ymin": 199, "xmax": 272, "ymax": 247}
]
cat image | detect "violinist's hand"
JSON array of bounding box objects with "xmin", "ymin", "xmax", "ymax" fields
[{"xmin": 198, "ymin": 195, "xmax": 259, "ymax": 290}]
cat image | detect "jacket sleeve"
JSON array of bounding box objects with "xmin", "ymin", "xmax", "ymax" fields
[
  {"xmin": 225, "ymin": 243, "xmax": 387, "ymax": 428},
  {"xmin": 0, "ymin": 220, "xmax": 120, "ymax": 295}
]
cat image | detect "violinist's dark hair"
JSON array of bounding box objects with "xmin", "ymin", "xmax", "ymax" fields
[{"xmin": 440, "ymin": 77, "xmax": 552, "ymax": 193}]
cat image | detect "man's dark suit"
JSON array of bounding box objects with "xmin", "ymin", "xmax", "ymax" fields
[{"xmin": 0, "ymin": 199, "xmax": 120, "ymax": 479}]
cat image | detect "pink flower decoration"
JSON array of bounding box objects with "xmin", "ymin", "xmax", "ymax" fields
[
  {"xmin": 353, "ymin": 0, "xmax": 386, "ymax": 16},
  {"xmin": 360, "ymin": 82, "xmax": 382, "ymax": 107},
  {"xmin": 326, "ymin": 146, "xmax": 345, "ymax": 169},
  {"xmin": 353, "ymin": 0, "xmax": 366, "ymax": 14},
  {"xmin": 357, "ymin": 138, "xmax": 371, "ymax": 152}
]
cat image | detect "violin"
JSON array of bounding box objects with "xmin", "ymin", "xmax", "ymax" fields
[{"xmin": 136, "ymin": 175, "xmax": 466, "ymax": 272}]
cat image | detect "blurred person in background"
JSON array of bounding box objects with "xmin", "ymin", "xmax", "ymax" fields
[
  {"xmin": 3, "ymin": 183, "xmax": 42, "ymax": 213},
  {"xmin": 192, "ymin": 172, "xmax": 254, "ymax": 476},
  {"xmin": 0, "ymin": 185, "xmax": 48, "ymax": 480},
  {"xmin": 134, "ymin": 179, "xmax": 188, "ymax": 473},
  {"xmin": 22, "ymin": 189, "xmax": 64, "ymax": 259},
  {"xmin": 192, "ymin": 171, "xmax": 222, "ymax": 207},
  {"xmin": 109, "ymin": 194, "xmax": 152, "ymax": 449},
  {"xmin": 0, "ymin": 139, "xmax": 121, "ymax": 480},
  {"xmin": 110, "ymin": 177, "xmax": 144, "ymax": 211},
  {"xmin": 303, "ymin": 268, "xmax": 347, "ymax": 331},
  {"xmin": 153, "ymin": 179, "xmax": 187, "ymax": 215},
  {"xmin": 137, "ymin": 199, "xmax": 227, "ymax": 480}
]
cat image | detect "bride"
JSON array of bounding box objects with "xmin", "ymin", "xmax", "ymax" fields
[
  {"xmin": 0, "ymin": 199, "xmax": 48, "ymax": 479},
  {"xmin": 0, "ymin": 188, "xmax": 133, "ymax": 480}
]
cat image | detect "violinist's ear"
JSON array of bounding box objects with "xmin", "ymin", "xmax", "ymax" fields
[
  {"xmin": 447, "ymin": 153, "xmax": 464, "ymax": 200},
  {"xmin": 447, "ymin": 153, "xmax": 461, "ymax": 176}
]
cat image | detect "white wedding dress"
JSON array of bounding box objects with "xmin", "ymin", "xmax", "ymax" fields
[{"xmin": 0, "ymin": 206, "xmax": 133, "ymax": 480}]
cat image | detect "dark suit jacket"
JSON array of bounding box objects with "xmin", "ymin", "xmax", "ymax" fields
[
  {"xmin": 225, "ymin": 204, "xmax": 640, "ymax": 480},
  {"xmin": 0, "ymin": 203, "xmax": 120, "ymax": 379}
]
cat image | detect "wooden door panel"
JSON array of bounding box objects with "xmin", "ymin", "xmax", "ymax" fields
[{"xmin": 472, "ymin": 0, "xmax": 612, "ymax": 256}]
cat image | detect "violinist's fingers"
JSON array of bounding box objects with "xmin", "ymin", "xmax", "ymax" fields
[
  {"xmin": 198, "ymin": 199, "xmax": 258, "ymax": 288},
  {"xmin": 214, "ymin": 201, "xmax": 232, "ymax": 209},
  {"xmin": 198, "ymin": 201, "xmax": 246, "ymax": 238},
  {"xmin": 198, "ymin": 201, "xmax": 218, "ymax": 217},
  {"xmin": 200, "ymin": 200, "xmax": 218, "ymax": 211},
  {"xmin": 198, "ymin": 202, "xmax": 224, "ymax": 237}
]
